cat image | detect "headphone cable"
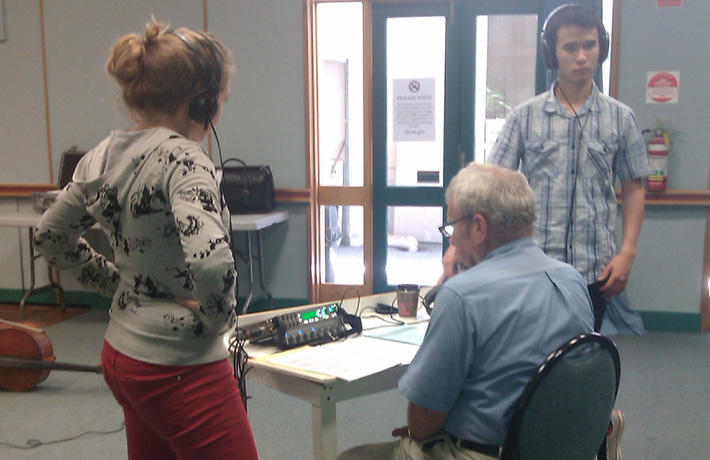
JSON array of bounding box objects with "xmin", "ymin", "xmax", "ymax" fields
[
  {"xmin": 210, "ymin": 122, "xmax": 240, "ymax": 309},
  {"xmin": 211, "ymin": 121, "xmax": 252, "ymax": 408},
  {"xmin": 556, "ymin": 81, "xmax": 589, "ymax": 264},
  {"xmin": 210, "ymin": 121, "xmax": 235, "ymax": 262}
]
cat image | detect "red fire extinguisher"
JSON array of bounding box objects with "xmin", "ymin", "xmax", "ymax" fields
[{"xmin": 646, "ymin": 131, "xmax": 669, "ymax": 192}]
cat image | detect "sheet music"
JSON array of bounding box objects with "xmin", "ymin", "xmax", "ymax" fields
[{"xmin": 264, "ymin": 336, "xmax": 419, "ymax": 381}]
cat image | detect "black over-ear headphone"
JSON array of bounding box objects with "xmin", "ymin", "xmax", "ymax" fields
[
  {"xmin": 172, "ymin": 30, "xmax": 222, "ymax": 129},
  {"xmin": 540, "ymin": 4, "xmax": 609, "ymax": 70}
]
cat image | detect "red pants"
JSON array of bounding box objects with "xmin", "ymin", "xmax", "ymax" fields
[{"xmin": 101, "ymin": 341, "xmax": 258, "ymax": 460}]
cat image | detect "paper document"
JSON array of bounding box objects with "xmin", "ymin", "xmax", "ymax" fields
[
  {"xmin": 265, "ymin": 336, "xmax": 419, "ymax": 381},
  {"xmin": 364, "ymin": 321, "xmax": 429, "ymax": 346}
]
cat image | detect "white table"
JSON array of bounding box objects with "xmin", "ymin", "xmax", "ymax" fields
[
  {"xmin": 238, "ymin": 293, "xmax": 427, "ymax": 460},
  {"xmin": 249, "ymin": 353, "xmax": 407, "ymax": 460},
  {"xmin": 230, "ymin": 211, "xmax": 289, "ymax": 313},
  {"xmin": 0, "ymin": 210, "xmax": 288, "ymax": 319},
  {"xmin": 0, "ymin": 211, "xmax": 65, "ymax": 320}
]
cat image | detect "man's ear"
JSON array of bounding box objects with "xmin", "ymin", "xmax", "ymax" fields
[{"xmin": 470, "ymin": 213, "xmax": 488, "ymax": 244}]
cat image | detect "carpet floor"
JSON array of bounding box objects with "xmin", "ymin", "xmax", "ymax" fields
[{"xmin": 0, "ymin": 304, "xmax": 88, "ymax": 330}]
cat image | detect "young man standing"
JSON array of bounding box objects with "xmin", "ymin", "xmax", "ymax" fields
[
  {"xmin": 488, "ymin": 4, "xmax": 650, "ymax": 334},
  {"xmin": 485, "ymin": 6, "xmax": 648, "ymax": 459}
]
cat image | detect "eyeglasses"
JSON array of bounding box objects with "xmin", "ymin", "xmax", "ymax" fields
[{"xmin": 438, "ymin": 214, "xmax": 474, "ymax": 238}]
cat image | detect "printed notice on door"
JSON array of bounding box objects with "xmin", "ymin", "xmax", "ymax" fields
[{"xmin": 393, "ymin": 78, "xmax": 435, "ymax": 142}]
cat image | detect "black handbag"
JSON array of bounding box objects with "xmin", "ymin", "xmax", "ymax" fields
[{"xmin": 220, "ymin": 158, "xmax": 276, "ymax": 214}]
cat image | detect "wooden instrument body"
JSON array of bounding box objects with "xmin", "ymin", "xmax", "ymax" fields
[
  {"xmin": 0, "ymin": 322, "xmax": 56, "ymax": 391},
  {"xmin": 0, "ymin": 320, "xmax": 101, "ymax": 391}
]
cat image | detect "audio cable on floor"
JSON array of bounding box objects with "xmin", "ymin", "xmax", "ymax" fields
[{"xmin": 0, "ymin": 421, "xmax": 125, "ymax": 450}]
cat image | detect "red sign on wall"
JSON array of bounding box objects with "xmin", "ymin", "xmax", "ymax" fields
[
  {"xmin": 657, "ymin": 0, "xmax": 682, "ymax": 7},
  {"xmin": 647, "ymin": 71, "xmax": 679, "ymax": 104}
]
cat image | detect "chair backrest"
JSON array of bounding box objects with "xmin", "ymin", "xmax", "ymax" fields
[{"xmin": 500, "ymin": 332, "xmax": 621, "ymax": 460}]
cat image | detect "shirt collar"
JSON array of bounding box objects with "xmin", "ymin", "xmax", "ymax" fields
[
  {"xmin": 544, "ymin": 81, "xmax": 600, "ymax": 117},
  {"xmin": 479, "ymin": 236, "xmax": 537, "ymax": 264}
]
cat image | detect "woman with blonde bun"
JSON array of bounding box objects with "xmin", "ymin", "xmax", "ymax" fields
[{"xmin": 34, "ymin": 19, "xmax": 258, "ymax": 460}]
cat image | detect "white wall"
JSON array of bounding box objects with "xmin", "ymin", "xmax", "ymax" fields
[
  {"xmin": 616, "ymin": 0, "xmax": 710, "ymax": 315},
  {"xmin": 211, "ymin": 0, "xmax": 308, "ymax": 301},
  {"xmin": 0, "ymin": 0, "xmax": 47, "ymax": 183},
  {"xmin": 0, "ymin": 0, "xmax": 308, "ymax": 301}
]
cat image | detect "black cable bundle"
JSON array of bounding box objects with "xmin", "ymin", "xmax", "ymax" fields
[
  {"xmin": 339, "ymin": 287, "xmax": 362, "ymax": 316},
  {"xmin": 228, "ymin": 332, "xmax": 252, "ymax": 410}
]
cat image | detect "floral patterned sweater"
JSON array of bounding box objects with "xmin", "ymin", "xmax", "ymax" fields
[{"xmin": 34, "ymin": 127, "xmax": 237, "ymax": 365}]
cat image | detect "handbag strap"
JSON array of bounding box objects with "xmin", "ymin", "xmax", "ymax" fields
[{"xmin": 221, "ymin": 158, "xmax": 248, "ymax": 169}]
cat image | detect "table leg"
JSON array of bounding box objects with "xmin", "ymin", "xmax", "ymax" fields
[
  {"xmin": 240, "ymin": 231, "xmax": 255, "ymax": 314},
  {"xmin": 47, "ymin": 263, "xmax": 66, "ymax": 312},
  {"xmin": 19, "ymin": 227, "xmax": 66, "ymax": 321},
  {"xmin": 19, "ymin": 228, "xmax": 38, "ymax": 321},
  {"xmin": 254, "ymin": 230, "xmax": 274, "ymax": 308},
  {"xmin": 312, "ymin": 397, "xmax": 338, "ymax": 460},
  {"xmin": 236, "ymin": 229, "xmax": 274, "ymax": 315}
]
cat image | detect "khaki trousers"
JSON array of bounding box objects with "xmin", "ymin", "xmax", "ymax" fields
[{"xmin": 338, "ymin": 433, "xmax": 499, "ymax": 460}]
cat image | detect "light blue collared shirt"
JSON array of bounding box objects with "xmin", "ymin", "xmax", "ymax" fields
[{"xmin": 399, "ymin": 237, "xmax": 594, "ymax": 445}]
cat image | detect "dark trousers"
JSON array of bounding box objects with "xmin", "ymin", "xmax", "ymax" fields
[{"xmin": 587, "ymin": 281, "xmax": 608, "ymax": 332}]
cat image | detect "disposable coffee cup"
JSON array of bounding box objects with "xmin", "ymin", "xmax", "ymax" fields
[{"xmin": 396, "ymin": 284, "xmax": 419, "ymax": 318}]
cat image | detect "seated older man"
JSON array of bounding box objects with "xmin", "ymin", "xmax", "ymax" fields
[{"xmin": 339, "ymin": 163, "xmax": 594, "ymax": 460}]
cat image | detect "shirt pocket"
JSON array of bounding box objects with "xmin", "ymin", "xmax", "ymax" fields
[
  {"xmin": 522, "ymin": 140, "xmax": 561, "ymax": 181},
  {"xmin": 585, "ymin": 139, "xmax": 615, "ymax": 184}
]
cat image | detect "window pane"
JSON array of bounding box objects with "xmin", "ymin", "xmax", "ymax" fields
[
  {"xmin": 602, "ymin": 0, "xmax": 613, "ymax": 95},
  {"xmin": 322, "ymin": 205, "xmax": 364, "ymax": 285},
  {"xmin": 316, "ymin": 3, "xmax": 364, "ymax": 187},
  {"xmin": 386, "ymin": 206, "xmax": 442, "ymax": 287},
  {"xmin": 474, "ymin": 14, "xmax": 538, "ymax": 163},
  {"xmin": 386, "ymin": 17, "xmax": 446, "ymax": 187}
]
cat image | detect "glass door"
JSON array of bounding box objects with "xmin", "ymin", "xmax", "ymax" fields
[
  {"xmin": 372, "ymin": 2, "xmax": 457, "ymax": 292},
  {"xmin": 371, "ymin": 0, "xmax": 545, "ymax": 293},
  {"xmin": 459, "ymin": 1, "xmax": 546, "ymax": 163}
]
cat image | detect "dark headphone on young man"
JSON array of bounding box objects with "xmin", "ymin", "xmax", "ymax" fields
[
  {"xmin": 540, "ymin": 4, "xmax": 609, "ymax": 70},
  {"xmin": 172, "ymin": 30, "xmax": 222, "ymax": 129}
]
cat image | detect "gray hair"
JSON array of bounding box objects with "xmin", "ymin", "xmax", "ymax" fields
[{"xmin": 445, "ymin": 163, "xmax": 536, "ymax": 242}]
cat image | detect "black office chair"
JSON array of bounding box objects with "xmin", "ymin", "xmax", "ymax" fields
[{"xmin": 500, "ymin": 332, "xmax": 621, "ymax": 460}]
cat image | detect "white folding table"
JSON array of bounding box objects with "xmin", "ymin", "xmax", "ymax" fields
[
  {"xmin": 0, "ymin": 211, "xmax": 65, "ymax": 320},
  {"xmin": 0, "ymin": 209, "xmax": 289, "ymax": 319},
  {"xmin": 230, "ymin": 210, "xmax": 289, "ymax": 313}
]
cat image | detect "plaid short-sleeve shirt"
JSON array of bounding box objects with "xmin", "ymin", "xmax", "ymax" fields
[{"xmin": 488, "ymin": 84, "xmax": 650, "ymax": 283}]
